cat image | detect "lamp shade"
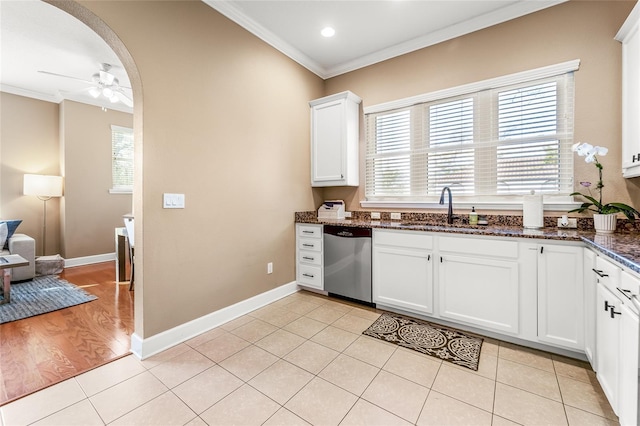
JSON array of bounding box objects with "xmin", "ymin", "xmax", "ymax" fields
[{"xmin": 23, "ymin": 174, "xmax": 63, "ymax": 197}]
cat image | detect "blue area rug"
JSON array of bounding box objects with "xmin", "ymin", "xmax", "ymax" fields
[{"xmin": 0, "ymin": 275, "xmax": 97, "ymax": 324}]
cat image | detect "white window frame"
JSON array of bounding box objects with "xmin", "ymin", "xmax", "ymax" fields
[
  {"xmin": 362, "ymin": 60, "xmax": 582, "ymax": 211},
  {"xmin": 109, "ymin": 125, "xmax": 134, "ymax": 194}
]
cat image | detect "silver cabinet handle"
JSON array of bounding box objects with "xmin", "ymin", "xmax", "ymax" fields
[
  {"xmin": 302, "ymin": 273, "xmax": 314, "ymax": 278},
  {"xmin": 302, "ymin": 243, "xmax": 314, "ymax": 248},
  {"xmin": 302, "ymin": 256, "xmax": 315, "ymax": 261},
  {"xmin": 302, "ymin": 230, "xmax": 314, "ymax": 234}
]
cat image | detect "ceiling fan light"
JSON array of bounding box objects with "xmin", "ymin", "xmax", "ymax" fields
[
  {"xmin": 102, "ymin": 87, "xmax": 114, "ymax": 98},
  {"xmin": 109, "ymin": 94, "xmax": 119, "ymax": 103},
  {"xmin": 100, "ymin": 70, "xmax": 115, "ymax": 85},
  {"xmin": 88, "ymin": 87, "xmax": 101, "ymax": 98}
]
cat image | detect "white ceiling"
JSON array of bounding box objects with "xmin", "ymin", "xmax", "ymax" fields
[{"xmin": 0, "ymin": 0, "xmax": 566, "ymax": 111}]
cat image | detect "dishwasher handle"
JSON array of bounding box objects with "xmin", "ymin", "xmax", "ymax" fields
[{"xmin": 324, "ymin": 225, "xmax": 372, "ymax": 238}]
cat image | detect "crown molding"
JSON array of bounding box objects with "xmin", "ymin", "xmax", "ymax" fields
[
  {"xmin": 203, "ymin": 0, "xmax": 329, "ymax": 78},
  {"xmin": 204, "ymin": 0, "xmax": 567, "ymax": 80},
  {"xmin": 1, "ymin": 84, "xmax": 133, "ymax": 114}
]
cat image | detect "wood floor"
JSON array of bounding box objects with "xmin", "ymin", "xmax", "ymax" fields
[{"xmin": 0, "ymin": 262, "xmax": 134, "ymax": 406}]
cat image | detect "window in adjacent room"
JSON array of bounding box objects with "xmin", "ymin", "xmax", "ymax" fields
[
  {"xmin": 364, "ymin": 61, "xmax": 577, "ymax": 205},
  {"xmin": 111, "ymin": 125, "xmax": 134, "ymax": 193}
]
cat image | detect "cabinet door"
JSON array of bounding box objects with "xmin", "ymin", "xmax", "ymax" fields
[
  {"xmin": 618, "ymin": 300, "xmax": 639, "ymax": 425},
  {"xmin": 537, "ymin": 244, "xmax": 584, "ymax": 350},
  {"xmin": 584, "ymin": 249, "xmax": 597, "ymax": 368},
  {"xmin": 311, "ymin": 100, "xmax": 345, "ymax": 185},
  {"xmin": 439, "ymin": 254, "xmax": 519, "ymax": 334},
  {"xmin": 620, "ymin": 8, "xmax": 640, "ymax": 178},
  {"xmin": 596, "ymin": 283, "xmax": 621, "ymax": 413},
  {"xmin": 373, "ymin": 245, "xmax": 433, "ymax": 315}
]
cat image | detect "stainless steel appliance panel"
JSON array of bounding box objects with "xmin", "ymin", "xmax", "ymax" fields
[{"xmin": 323, "ymin": 225, "xmax": 372, "ymax": 303}]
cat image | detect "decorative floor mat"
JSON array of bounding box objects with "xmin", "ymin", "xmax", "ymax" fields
[{"xmin": 363, "ymin": 312, "xmax": 483, "ymax": 371}]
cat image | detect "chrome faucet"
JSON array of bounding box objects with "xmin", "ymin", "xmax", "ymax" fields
[{"xmin": 439, "ymin": 186, "xmax": 454, "ymax": 224}]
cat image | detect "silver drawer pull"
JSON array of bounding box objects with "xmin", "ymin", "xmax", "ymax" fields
[
  {"xmin": 302, "ymin": 243, "xmax": 314, "ymax": 248},
  {"xmin": 302, "ymin": 230, "xmax": 315, "ymax": 234},
  {"xmin": 302, "ymin": 273, "xmax": 314, "ymax": 278},
  {"xmin": 302, "ymin": 256, "xmax": 315, "ymax": 261}
]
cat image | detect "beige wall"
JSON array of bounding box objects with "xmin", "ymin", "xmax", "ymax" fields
[
  {"xmin": 48, "ymin": 0, "xmax": 640, "ymax": 341},
  {"xmin": 0, "ymin": 93, "xmax": 61, "ymax": 255},
  {"xmin": 70, "ymin": 0, "xmax": 324, "ymax": 337},
  {"xmin": 324, "ymin": 0, "xmax": 640, "ymax": 215},
  {"xmin": 60, "ymin": 100, "xmax": 133, "ymax": 258},
  {"xmin": 0, "ymin": 93, "xmax": 133, "ymax": 257}
]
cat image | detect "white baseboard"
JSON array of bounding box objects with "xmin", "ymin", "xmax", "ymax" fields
[
  {"xmin": 64, "ymin": 253, "xmax": 116, "ymax": 268},
  {"xmin": 130, "ymin": 281, "xmax": 300, "ymax": 360}
]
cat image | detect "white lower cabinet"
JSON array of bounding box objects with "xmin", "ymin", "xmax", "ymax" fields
[
  {"xmin": 593, "ymin": 256, "xmax": 640, "ymax": 425},
  {"xmin": 438, "ymin": 236, "xmax": 520, "ymax": 335},
  {"xmin": 296, "ymin": 224, "xmax": 323, "ymax": 290},
  {"xmin": 583, "ymin": 249, "xmax": 597, "ymax": 367},
  {"xmin": 619, "ymin": 297, "xmax": 639, "ymax": 426},
  {"xmin": 373, "ymin": 230, "xmax": 433, "ymax": 315},
  {"xmin": 537, "ymin": 243, "xmax": 584, "ymax": 350}
]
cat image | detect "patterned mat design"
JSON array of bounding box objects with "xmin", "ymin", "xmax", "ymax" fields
[
  {"xmin": 363, "ymin": 312, "xmax": 483, "ymax": 371},
  {"xmin": 0, "ymin": 275, "xmax": 97, "ymax": 324}
]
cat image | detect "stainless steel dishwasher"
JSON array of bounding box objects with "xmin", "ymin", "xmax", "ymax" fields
[{"xmin": 323, "ymin": 225, "xmax": 373, "ymax": 305}]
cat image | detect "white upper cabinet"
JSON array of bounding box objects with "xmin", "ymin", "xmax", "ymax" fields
[
  {"xmin": 616, "ymin": 3, "xmax": 640, "ymax": 178},
  {"xmin": 309, "ymin": 91, "xmax": 361, "ymax": 187}
]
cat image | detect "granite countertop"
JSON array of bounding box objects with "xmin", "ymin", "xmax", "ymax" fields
[{"xmin": 296, "ymin": 212, "xmax": 640, "ymax": 275}]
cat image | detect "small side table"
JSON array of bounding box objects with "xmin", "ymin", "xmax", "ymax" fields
[{"xmin": 0, "ymin": 254, "xmax": 29, "ymax": 305}]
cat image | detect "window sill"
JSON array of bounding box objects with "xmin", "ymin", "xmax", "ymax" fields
[
  {"xmin": 360, "ymin": 199, "xmax": 583, "ymax": 212},
  {"xmin": 109, "ymin": 188, "xmax": 133, "ymax": 195}
]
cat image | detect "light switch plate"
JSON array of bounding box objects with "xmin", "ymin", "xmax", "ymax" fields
[
  {"xmin": 390, "ymin": 212, "xmax": 402, "ymax": 220},
  {"xmin": 371, "ymin": 212, "xmax": 381, "ymax": 219},
  {"xmin": 163, "ymin": 193, "xmax": 185, "ymax": 209}
]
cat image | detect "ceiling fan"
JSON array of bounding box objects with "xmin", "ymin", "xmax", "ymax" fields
[{"xmin": 38, "ymin": 63, "xmax": 133, "ymax": 108}]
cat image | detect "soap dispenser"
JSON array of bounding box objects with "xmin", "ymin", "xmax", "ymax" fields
[{"xmin": 469, "ymin": 207, "xmax": 478, "ymax": 225}]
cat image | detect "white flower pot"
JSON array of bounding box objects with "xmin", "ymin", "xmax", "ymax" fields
[{"xmin": 593, "ymin": 213, "xmax": 617, "ymax": 234}]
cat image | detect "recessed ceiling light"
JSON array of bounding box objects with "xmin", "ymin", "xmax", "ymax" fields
[{"xmin": 321, "ymin": 27, "xmax": 335, "ymax": 38}]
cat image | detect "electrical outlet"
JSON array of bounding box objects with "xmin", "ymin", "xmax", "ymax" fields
[
  {"xmin": 344, "ymin": 211, "xmax": 352, "ymax": 218},
  {"xmin": 267, "ymin": 262, "xmax": 273, "ymax": 274},
  {"xmin": 390, "ymin": 212, "xmax": 402, "ymax": 220},
  {"xmin": 371, "ymin": 212, "xmax": 381, "ymax": 220},
  {"xmin": 557, "ymin": 218, "xmax": 578, "ymax": 228}
]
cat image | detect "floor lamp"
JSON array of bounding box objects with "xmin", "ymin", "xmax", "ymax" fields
[{"xmin": 23, "ymin": 174, "xmax": 64, "ymax": 256}]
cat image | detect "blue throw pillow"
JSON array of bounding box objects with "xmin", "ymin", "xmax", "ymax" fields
[{"xmin": 1, "ymin": 220, "xmax": 22, "ymax": 249}]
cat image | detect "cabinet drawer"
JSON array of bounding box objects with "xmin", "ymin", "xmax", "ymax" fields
[
  {"xmin": 439, "ymin": 236, "xmax": 518, "ymax": 259},
  {"xmin": 595, "ymin": 256, "xmax": 621, "ymax": 292},
  {"xmin": 298, "ymin": 238, "xmax": 322, "ymax": 252},
  {"xmin": 297, "ymin": 225, "xmax": 322, "ymax": 239},
  {"xmin": 298, "ymin": 250, "xmax": 322, "ymax": 266},
  {"xmin": 298, "ymin": 264, "xmax": 322, "ymax": 288},
  {"xmin": 374, "ymin": 229, "xmax": 433, "ymax": 250}
]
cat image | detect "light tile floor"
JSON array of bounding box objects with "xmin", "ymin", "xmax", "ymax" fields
[{"xmin": 0, "ymin": 290, "xmax": 618, "ymax": 426}]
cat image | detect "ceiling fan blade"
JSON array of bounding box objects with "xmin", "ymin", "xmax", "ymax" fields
[
  {"xmin": 115, "ymin": 91, "xmax": 133, "ymax": 108},
  {"xmin": 37, "ymin": 70, "xmax": 94, "ymax": 84}
]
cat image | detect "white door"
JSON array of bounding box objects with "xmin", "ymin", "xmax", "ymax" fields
[
  {"xmin": 596, "ymin": 283, "xmax": 621, "ymax": 413},
  {"xmin": 618, "ymin": 300, "xmax": 639, "ymax": 425},
  {"xmin": 311, "ymin": 100, "xmax": 344, "ymax": 184},
  {"xmin": 537, "ymin": 244, "xmax": 584, "ymax": 350},
  {"xmin": 373, "ymin": 245, "xmax": 433, "ymax": 315},
  {"xmin": 438, "ymin": 254, "xmax": 519, "ymax": 334}
]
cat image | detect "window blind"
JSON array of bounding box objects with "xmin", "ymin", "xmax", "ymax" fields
[
  {"xmin": 111, "ymin": 125, "xmax": 134, "ymax": 191},
  {"xmin": 365, "ymin": 72, "xmax": 574, "ymax": 201}
]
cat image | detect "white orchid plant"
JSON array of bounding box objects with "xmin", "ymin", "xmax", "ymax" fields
[{"xmin": 569, "ymin": 142, "xmax": 640, "ymax": 221}]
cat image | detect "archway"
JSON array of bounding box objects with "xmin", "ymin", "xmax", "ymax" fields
[{"xmin": 46, "ymin": 0, "xmax": 144, "ymax": 339}]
